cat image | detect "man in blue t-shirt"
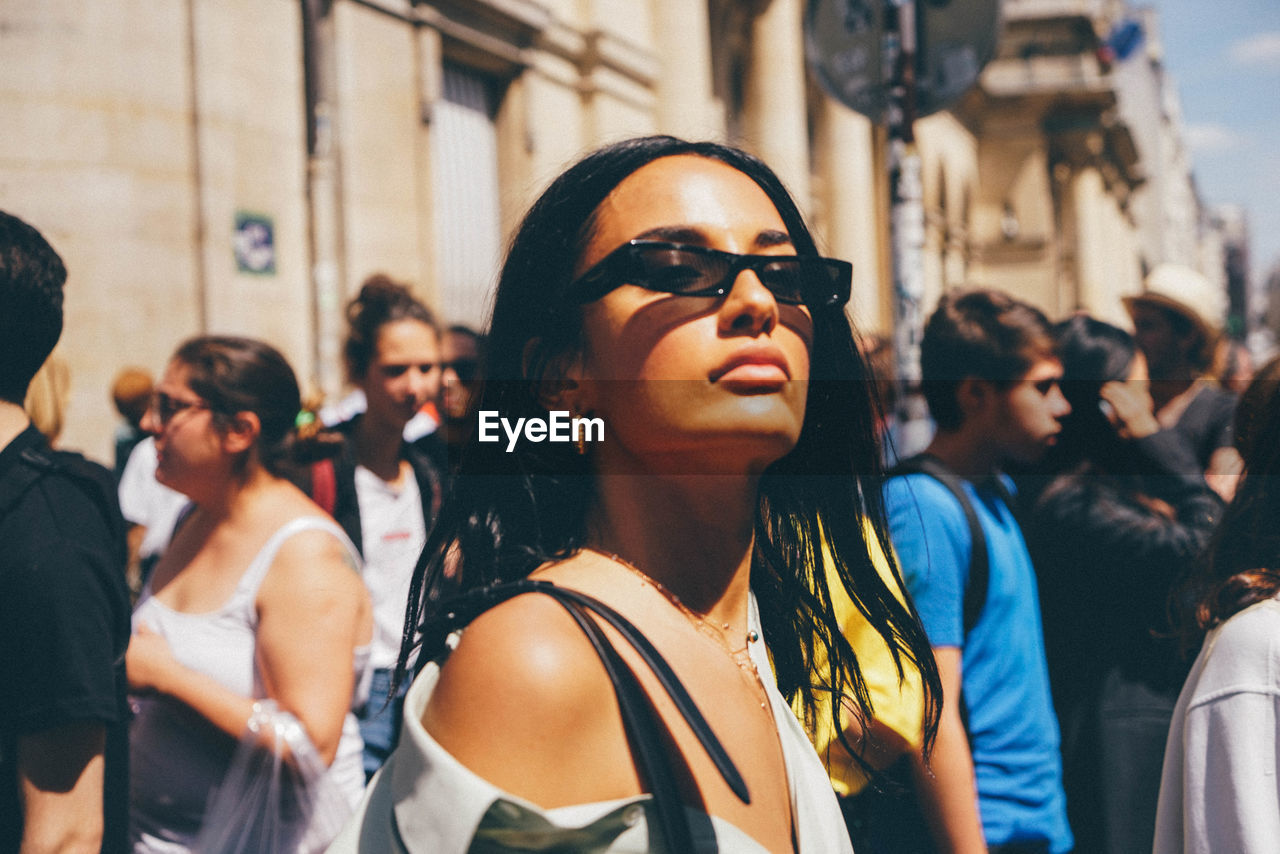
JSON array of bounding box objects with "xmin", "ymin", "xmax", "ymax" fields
[{"xmin": 887, "ymin": 289, "xmax": 1073, "ymax": 854}]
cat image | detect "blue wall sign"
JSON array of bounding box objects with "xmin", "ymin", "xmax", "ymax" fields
[{"xmin": 234, "ymin": 212, "xmax": 276, "ymax": 275}]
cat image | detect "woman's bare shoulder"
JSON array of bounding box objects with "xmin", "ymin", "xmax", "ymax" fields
[
  {"xmin": 421, "ymin": 584, "xmax": 639, "ymax": 805},
  {"xmin": 427, "ymin": 591, "xmax": 612, "ymax": 735},
  {"xmin": 258, "ymin": 516, "xmax": 368, "ymax": 618}
]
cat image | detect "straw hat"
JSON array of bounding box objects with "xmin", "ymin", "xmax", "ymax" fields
[{"xmin": 1122, "ymin": 263, "xmax": 1226, "ymax": 346}]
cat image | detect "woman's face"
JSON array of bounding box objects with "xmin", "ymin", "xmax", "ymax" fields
[
  {"xmin": 143, "ymin": 359, "xmax": 223, "ymax": 493},
  {"xmin": 360, "ymin": 319, "xmax": 441, "ymax": 431},
  {"xmin": 571, "ymin": 155, "xmax": 813, "ymax": 474}
]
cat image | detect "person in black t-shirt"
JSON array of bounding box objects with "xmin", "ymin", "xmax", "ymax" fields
[{"xmin": 0, "ymin": 209, "xmax": 131, "ymax": 854}]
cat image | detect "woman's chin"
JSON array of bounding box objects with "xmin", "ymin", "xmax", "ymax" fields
[
  {"xmin": 154, "ymin": 465, "xmax": 199, "ymax": 499},
  {"xmin": 598, "ymin": 419, "xmax": 801, "ymax": 476}
]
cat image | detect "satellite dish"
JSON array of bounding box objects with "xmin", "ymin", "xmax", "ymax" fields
[
  {"xmin": 916, "ymin": 0, "xmax": 1002, "ymax": 116},
  {"xmin": 805, "ymin": 0, "xmax": 888, "ymax": 121},
  {"xmin": 806, "ymin": 0, "xmax": 1002, "ymax": 122}
]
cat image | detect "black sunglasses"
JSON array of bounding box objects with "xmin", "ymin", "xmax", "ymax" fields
[{"xmin": 566, "ymin": 240, "xmax": 852, "ymax": 308}]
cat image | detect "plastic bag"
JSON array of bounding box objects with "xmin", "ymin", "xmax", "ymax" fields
[{"xmin": 193, "ymin": 701, "xmax": 353, "ymax": 854}]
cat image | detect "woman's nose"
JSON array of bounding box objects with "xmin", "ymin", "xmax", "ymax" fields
[
  {"xmin": 718, "ymin": 270, "xmax": 779, "ymax": 336},
  {"xmin": 140, "ymin": 402, "xmax": 161, "ymax": 435}
]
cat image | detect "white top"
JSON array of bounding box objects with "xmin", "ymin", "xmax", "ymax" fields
[
  {"xmin": 130, "ymin": 517, "xmax": 372, "ymax": 853},
  {"xmin": 326, "ymin": 593, "xmax": 854, "ymax": 853},
  {"xmin": 354, "ymin": 464, "xmax": 427, "ymax": 670},
  {"xmin": 1153, "ymin": 595, "xmax": 1280, "ymax": 854},
  {"xmin": 117, "ymin": 436, "xmax": 189, "ymax": 559},
  {"xmin": 319, "ymin": 389, "xmax": 438, "ymax": 441}
]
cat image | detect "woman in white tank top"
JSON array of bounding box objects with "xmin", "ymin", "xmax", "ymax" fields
[{"xmin": 126, "ymin": 336, "xmax": 373, "ymax": 853}]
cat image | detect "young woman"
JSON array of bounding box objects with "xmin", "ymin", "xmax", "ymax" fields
[
  {"xmin": 300, "ymin": 276, "xmax": 445, "ymax": 777},
  {"xmin": 1025, "ymin": 316, "xmax": 1222, "ymax": 854},
  {"xmin": 127, "ymin": 336, "xmax": 373, "ymax": 853},
  {"xmin": 1154, "ymin": 357, "xmax": 1280, "ymax": 854},
  {"xmin": 329, "ymin": 136, "xmax": 940, "ymax": 853}
]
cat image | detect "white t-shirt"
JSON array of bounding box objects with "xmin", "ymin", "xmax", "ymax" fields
[
  {"xmin": 354, "ymin": 464, "xmax": 427, "ymax": 671},
  {"xmin": 1153, "ymin": 595, "xmax": 1280, "ymax": 854},
  {"xmin": 319, "ymin": 390, "xmax": 438, "ymax": 442},
  {"xmin": 117, "ymin": 436, "xmax": 189, "ymax": 559}
]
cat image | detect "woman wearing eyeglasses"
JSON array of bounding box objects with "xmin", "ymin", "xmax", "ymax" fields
[
  {"xmin": 127, "ymin": 336, "xmax": 373, "ymax": 853},
  {"xmin": 293, "ymin": 276, "xmax": 446, "ymax": 780},
  {"xmin": 328, "ymin": 136, "xmax": 939, "ymax": 853}
]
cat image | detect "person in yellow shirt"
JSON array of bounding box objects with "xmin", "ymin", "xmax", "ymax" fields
[{"xmin": 805, "ymin": 524, "xmax": 932, "ymax": 852}]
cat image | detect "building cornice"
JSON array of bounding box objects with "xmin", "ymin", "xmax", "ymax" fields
[{"xmin": 535, "ymin": 23, "xmax": 658, "ymax": 90}]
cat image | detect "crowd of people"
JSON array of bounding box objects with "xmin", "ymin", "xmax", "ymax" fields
[{"xmin": 1, "ymin": 134, "xmax": 1277, "ymax": 854}]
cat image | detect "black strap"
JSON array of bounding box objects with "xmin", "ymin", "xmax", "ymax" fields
[
  {"xmin": 1, "ymin": 445, "xmax": 126, "ymax": 556},
  {"xmin": 888, "ymin": 454, "xmax": 990, "ymax": 635},
  {"xmin": 430, "ymin": 579, "xmax": 750, "ymax": 853},
  {"xmin": 0, "ymin": 448, "xmax": 46, "ymax": 516}
]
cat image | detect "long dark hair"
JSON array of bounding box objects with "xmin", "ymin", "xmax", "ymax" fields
[
  {"xmin": 396, "ymin": 135, "xmax": 940, "ymax": 756},
  {"xmin": 1042, "ymin": 315, "xmax": 1138, "ymax": 474},
  {"xmin": 1177, "ymin": 356, "xmax": 1280, "ymax": 649}
]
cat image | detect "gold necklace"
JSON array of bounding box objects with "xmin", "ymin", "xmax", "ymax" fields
[{"xmin": 589, "ymin": 548, "xmax": 770, "ymax": 709}]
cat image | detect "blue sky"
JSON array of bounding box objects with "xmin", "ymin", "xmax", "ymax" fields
[{"xmin": 1146, "ymin": 0, "xmax": 1280, "ymax": 287}]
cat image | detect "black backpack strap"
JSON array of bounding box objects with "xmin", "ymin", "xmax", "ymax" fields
[
  {"xmin": 986, "ymin": 472, "xmax": 1018, "ymax": 524},
  {"xmin": 888, "ymin": 454, "xmax": 989, "ymax": 636},
  {"xmin": 0, "ymin": 448, "xmax": 47, "ymax": 516},
  {"xmin": 3, "ymin": 445, "xmax": 126, "ymax": 558},
  {"xmin": 429, "ymin": 579, "xmax": 750, "ymax": 853}
]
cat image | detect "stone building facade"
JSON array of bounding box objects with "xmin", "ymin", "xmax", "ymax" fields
[{"xmin": 0, "ymin": 0, "xmax": 1224, "ymax": 459}]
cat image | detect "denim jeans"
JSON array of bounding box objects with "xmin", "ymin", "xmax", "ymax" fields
[{"xmin": 357, "ymin": 667, "xmax": 408, "ymax": 780}]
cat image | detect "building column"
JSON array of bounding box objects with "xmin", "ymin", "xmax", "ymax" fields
[
  {"xmin": 743, "ymin": 0, "xmax": 811, "ymax": 206},
  {"xmin": 652, "ymin": 0, "xmax": 722, "ymax": 139},
  {"xmin": 302, "ymin": 0, "xmax": 348, "ymax": 400},
  {"xmin": 818, "ymin": 99, "xmax": 886, "ymax": 332}
]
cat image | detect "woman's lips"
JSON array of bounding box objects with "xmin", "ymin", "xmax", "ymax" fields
[
  {"xmin": 715, "ymin": 363, "xmax": 790, "ymax": 390},
  {"xmin": 711, "ymin": 349, "xmax": 791, "ymax": 391}
]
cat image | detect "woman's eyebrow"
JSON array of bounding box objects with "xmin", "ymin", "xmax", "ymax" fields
[
  {"xmin": 629, "ymin": 226, "xmax": 796, "ymax": 250},
  {"xmin": 754, "ymin": 229, "xmax": 793, "ymax": 250},
  {"xmin": 632, "ymin": 225, "xmax": 706, "ymax": 245}
]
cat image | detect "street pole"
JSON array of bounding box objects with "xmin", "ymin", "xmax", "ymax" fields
[
  {"xmin": 887, "ymin": 0, "xmax": 931, "ymax": 455},
  {"xmin": 302, "ymin": 0, "xmax": 346, "ymax": 403},
  {"xmin": 806, "ymin": 0, "xmax": 1000, "ymax": 455}
]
